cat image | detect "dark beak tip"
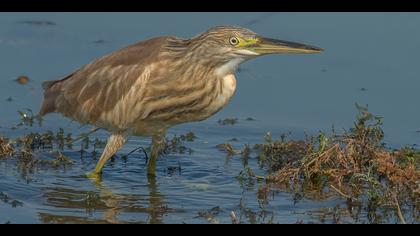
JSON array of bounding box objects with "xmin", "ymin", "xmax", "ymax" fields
[{"xmin": 308, "ymin": 46, "xmax": 324, "ymax": 53}]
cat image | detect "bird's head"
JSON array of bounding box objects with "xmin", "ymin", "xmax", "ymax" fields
[{"xmin": 186, "ymin": 26, "xmax": 323, "ymax": 75}]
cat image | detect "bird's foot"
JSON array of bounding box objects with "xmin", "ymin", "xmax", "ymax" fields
[{"xmin": 85, "ymin": 171, "xmax": 102, "ymax": 182}]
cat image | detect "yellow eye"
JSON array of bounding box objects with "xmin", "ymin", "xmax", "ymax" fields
[{"xmin": 229, "ymin": 37, "xmax": 239, "ymax": 46}]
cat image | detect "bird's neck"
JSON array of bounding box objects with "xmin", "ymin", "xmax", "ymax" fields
[{"xmin": 214, "ymin": 58, "xmax": 245, "ymax": 77}]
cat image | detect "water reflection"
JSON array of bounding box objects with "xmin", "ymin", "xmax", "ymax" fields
[{"xmin": 38, "ymin": 174, "xmax": 172, "ymax": 224}]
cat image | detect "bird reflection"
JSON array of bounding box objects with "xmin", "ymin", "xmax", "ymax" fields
[{"xmin": 38, "ymin": 174, "xmax": 174, "ymax": 224}]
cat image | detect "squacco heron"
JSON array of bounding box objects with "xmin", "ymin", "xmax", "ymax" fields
[{"xmin": 39, "ymin": 26, "xmax": 323, "ymax": 179}]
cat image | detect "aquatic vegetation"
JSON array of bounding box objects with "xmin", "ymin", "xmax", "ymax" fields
[
  {"xmin": 218, "ymin": 118, "xmax": 239, "ymax": 125},
  {"xmin": 230, "ymin": 211, "xmax": 238, "ymax": 224},
  {"xmin": 2, "ymin": 103, "xmax": 418, "ymax": 223},
  {"xmin": 178, "ymin": 131, "xmax": 197, "ymax": 142},
  {"xmin": 39, "ymin": 151, "xmax": 74, "ymax": 168},
  {"xmin": 160, "ymin": 132, "xmax": 196, "ymax": 155},
  {"xmin": 252, "ymin": 104, "xmax": 419, "ymax": 223},
  {"xmin": 0, "ymin": 136, "xmax": 15, "ymax": 158},
  {"xmin": 13, "ymin": 109, "xmax": 43, "ymax": 128},
  {"xmin": 294, "ymin": 205, "xmax": 352, "ymax": 224},
  {"xmin": 3, "ymin": 113, "xmax": 196, "ymax": 177},
  {"xmin": 166, "ymin": 161, "xmax": 182, "ymax": 175},
  {"xmin": 232, "ymin": 195, "xmax": 275, "ymax": 224},
  {"xmin": 0, "ymin": 128, "xmax": 78, "ymax": 174},
  {"xmin": 0, "ymin": 192, "xmax": 23, "ymax": 208},
  {"xmin": 216, "ymin": 143, "xmax": 241, "ymax": 156},
  {"xmin": 196, "ymin": 206, "xmax": 221, "ymax": 224}
]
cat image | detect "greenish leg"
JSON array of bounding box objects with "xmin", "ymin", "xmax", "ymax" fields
[
  {"xmin": 147, "ymin": 132, "xmax": 166, "ymax": 176},
  {"xmin": 86, "ymin": 132, "xmax": 128, "ymax": 180}
]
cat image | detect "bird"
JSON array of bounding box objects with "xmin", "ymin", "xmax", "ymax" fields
[{"xmin": 38, "ymin": 26, "xmax": 323, "ymax": 180}]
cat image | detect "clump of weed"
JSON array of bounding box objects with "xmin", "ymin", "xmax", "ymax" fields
[
  {"xmin": 38, "ymin": 151, "xmax": 74, "ymax": 168},
  {"xmin": 196, "ymin": 206, "xmax": 222, "ymax": 224},
  {"xmin": 0, "ymin": 136, "xmax": 15, "ymax": 158},
  {"xmin": 159, "ymin": 132, "xmax": 197, "ymax": 155},
  {"xmin": 13, "ymin": 109, "xmax": 43, "ymax": 129},
  {"xmin": 216, "ymin": 143, "xmax": 241, "ymax": 156},
  {"xmin": 255, "ymin": 104, "xmax": 419, "ymax": 223},
  {"xmin": 179, "ymin": 131, "xmax": 197, "ymax": 142},
  {"xmin": 0, "ymin": 192, "xmax": 24, "ymax": 208},
  {"xmin": 218, "ymin": 118, "xmax": 239, "ymax": 125},
  {"xmin": 218, "ymin": 117, "xmax": 256, "ymax": 125},
  {"xmin": 0, "ymin": 128, "xmax": 82, "ymax": 174}
]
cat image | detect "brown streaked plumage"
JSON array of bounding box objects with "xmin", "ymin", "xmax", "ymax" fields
[{"xmin": 39, "ymin": 26, "xmax": 323, "ymax": 180}]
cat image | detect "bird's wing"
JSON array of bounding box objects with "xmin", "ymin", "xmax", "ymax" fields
[{"xmin": 40, "ymin": 36, "xmax": 171, "ymax": 125}]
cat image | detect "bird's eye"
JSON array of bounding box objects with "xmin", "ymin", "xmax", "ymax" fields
[{"xmin": 229, "ymin": 37, "xmax": 239, "ymax": 46}]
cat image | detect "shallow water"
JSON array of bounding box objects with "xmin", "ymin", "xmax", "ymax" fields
[{"xmin": 0, "ymin": 13, "xmax": 419, "ymax": 223}]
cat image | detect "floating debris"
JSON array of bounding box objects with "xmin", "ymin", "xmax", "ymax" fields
[
  {"xmin": 218, "ymin": 118, "xmax": 238, "ymax": 126},
  {"xmin": 92, "ymin": 39, "xmax": 107, "ymax": 44},
  {"xmin": 15, "ymin": 76, "xmax": 30, "ymax": 85},
  {"xmin": 6, "ymin": 97, "xmax": 13, "ymax": 102},
  {"xmin": 16, "ymin": 20, "xmax": 56, "ymax": 26},
  {"xmin": 243, "ymin": 13, "xmax": 277, "ymax": 27}
]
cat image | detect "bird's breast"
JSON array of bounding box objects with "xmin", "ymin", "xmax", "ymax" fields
[
  {"xmin": 131, "ymin": 73, "xmax": 237, "ymax": 135},
  {"xmin": 173, "ymin": 73, "xmax": 237, "ymax": 123},
  {"xmin": 204, "ymin": 74, "xmax": 237, "ymax": 115}
]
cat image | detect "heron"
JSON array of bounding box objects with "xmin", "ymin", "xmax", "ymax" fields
[{"xmin": 38, "ymin": 26, "xmax": 323, "ymax": 180}]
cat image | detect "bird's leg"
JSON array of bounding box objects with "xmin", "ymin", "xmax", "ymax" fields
[
  {"xmin": 86, "ymin": 132, "xmax": 128, "ymax": 180},
  {"xmin": 147, "ymin": 132, "xmax": 166, "ymax": 176}
]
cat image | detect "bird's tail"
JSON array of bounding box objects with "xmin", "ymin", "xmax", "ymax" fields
[
  {"xmin": 42, "ymin": 80, "xmax": 59, "ymax": 90},
  {"xmin": 38, "ymin": 72, "xmax": 76, "ymax": 117},
  {"xmin": 38, "ymin": 79, "xmax": 62, "ymax": 117}
]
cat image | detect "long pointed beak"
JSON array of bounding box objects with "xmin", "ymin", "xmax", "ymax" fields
[{"xmin": 252, "ymin": 37, "xmax": 323, "ymax": 54}]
